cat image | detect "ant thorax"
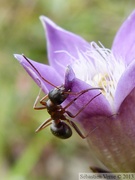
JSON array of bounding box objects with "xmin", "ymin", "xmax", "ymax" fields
[
  {"xmin": 48, "ymin": 85, "xmax": 69, "ymax": 105},
  {"xmin": 46, "ymin": 99, "xmax": 65, "ymax": 120},
  {"xmin": 46, "ymin": 99, "xmax": 61, "ymax": 113}
]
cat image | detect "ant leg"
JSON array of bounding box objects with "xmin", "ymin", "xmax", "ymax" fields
[
  {"xmin": 23, "ymin": 55, "xmax": 58, "ymax": 89},
  {"xmin": 65, "ymin": 87, "xmax": 102, "ymax": 96},
  {"xmin": 63, "ymin": 93, "xmax": 101, "ymax": 138},
  {"xmin": 66, "ymin": 96, "xmax": 117, "ymax": 139},
  {"xmin": 65, "ymin": 93, "xmax": 102, "ymax": 118},
  {"xmin": 63, "ymin": 88, "xmax": 102, "ymax": 110},
  {"xmin": 66, "ymin": 119, "xmax": 86, "ymax": 139},
  {"xmin": 35, "ymin": 118, "xmax": 52, "ymax": 132},
  {"xmin": 33, "ymin": 89, "xmax": 48, "ymax": 110},
  {"xmin": 69, "ymin": 112, "xmax": 118, "ymax": 138},
  {"xmin": 67, "ymin": 119, "xmax": 100, "ymax": 139},
  {"xmin": 39, "ymin": 95, "xmax": 48, "ymax": 106}
]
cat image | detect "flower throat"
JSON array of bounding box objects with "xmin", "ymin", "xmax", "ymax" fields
[{"xmin": 71, "ymin": 42, "xmax": 126, "ymax": 108}]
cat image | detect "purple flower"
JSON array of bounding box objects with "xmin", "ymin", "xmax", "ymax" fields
[{"xmin": 14, "ymin": 11, "xmax": 135, "ymax": 172}]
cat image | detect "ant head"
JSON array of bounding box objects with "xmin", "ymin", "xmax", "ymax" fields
[{"xmin": 48, "ymin": 85, "xmax": 69, "ymax": 105}]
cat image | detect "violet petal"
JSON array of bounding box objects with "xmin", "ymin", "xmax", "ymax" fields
[
  {"xmin": 64, "ymin": 65, "xmax": 75, "ymax": 90},
  {"xmin": 114, "ymin": 59, "xmax": 135, "ymax": 111},
  {"xmin": 112, "ymin": 10, "xmax": 135, "ymax": 65},
  {"xmin": 40, "ymin": 16, "xmax": 90, "ymax": 77},
  {"xmin": 14, "ymin": 54, "xmax": 63, "ymax": 93}
]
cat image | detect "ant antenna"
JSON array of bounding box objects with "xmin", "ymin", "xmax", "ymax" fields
[{"xmin": 22, "ymin": 54, "xmax": 59, "ymax": 89}]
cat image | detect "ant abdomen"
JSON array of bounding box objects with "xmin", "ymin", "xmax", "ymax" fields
[{"xmin": 50, "ymin": 121, "xmax": 72, "ymax": 139}]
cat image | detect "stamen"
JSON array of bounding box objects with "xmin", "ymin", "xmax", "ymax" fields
[{"xmin": 70, "ymin": 42, "xmax": 126, "ymax": 108}]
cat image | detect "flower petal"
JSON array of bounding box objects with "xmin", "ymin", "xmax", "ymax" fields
[
  {"xmin": 64, "ymin": 66, "xmax": 112, "ymax": 121},
  {"xmin": 114, "ymin": 59, "xmax": 135, "ymax": 111},
  {"xmin": 14, "ymin": 54, "xmax": 63, "ymax": 93},
  {"xmin": 86, "ymin": 89, "xmax": 135, "ymax": 172},
  {"xmin": 112, "ymin": 10, "xmax": 135, "ymax": 65},
  {"xmin": 64, "ymin": 65, "xmax": 76, "ymax": 90},
  {"xmin": 40, "ymin": 16, "xmax": 90, "ymax": 77}
]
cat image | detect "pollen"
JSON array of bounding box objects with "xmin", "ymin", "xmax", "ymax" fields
[{"xmin": 92, "ymin": 73, "xmax": 115, "ymax": 105}]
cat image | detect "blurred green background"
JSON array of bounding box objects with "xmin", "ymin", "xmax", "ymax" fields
[{"xmin": 0, "ymin": 0, "xmax": 135, "ymax": 179}]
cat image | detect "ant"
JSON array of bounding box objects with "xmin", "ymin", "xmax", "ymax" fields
[{"xmin": 23, "ymin": 55, "xmax": 102, "ymax": 139}]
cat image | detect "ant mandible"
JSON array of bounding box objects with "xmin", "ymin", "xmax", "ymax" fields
[{"xmin": 23, "ymin": 55, "xmax": 102, "ymax": 139}]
